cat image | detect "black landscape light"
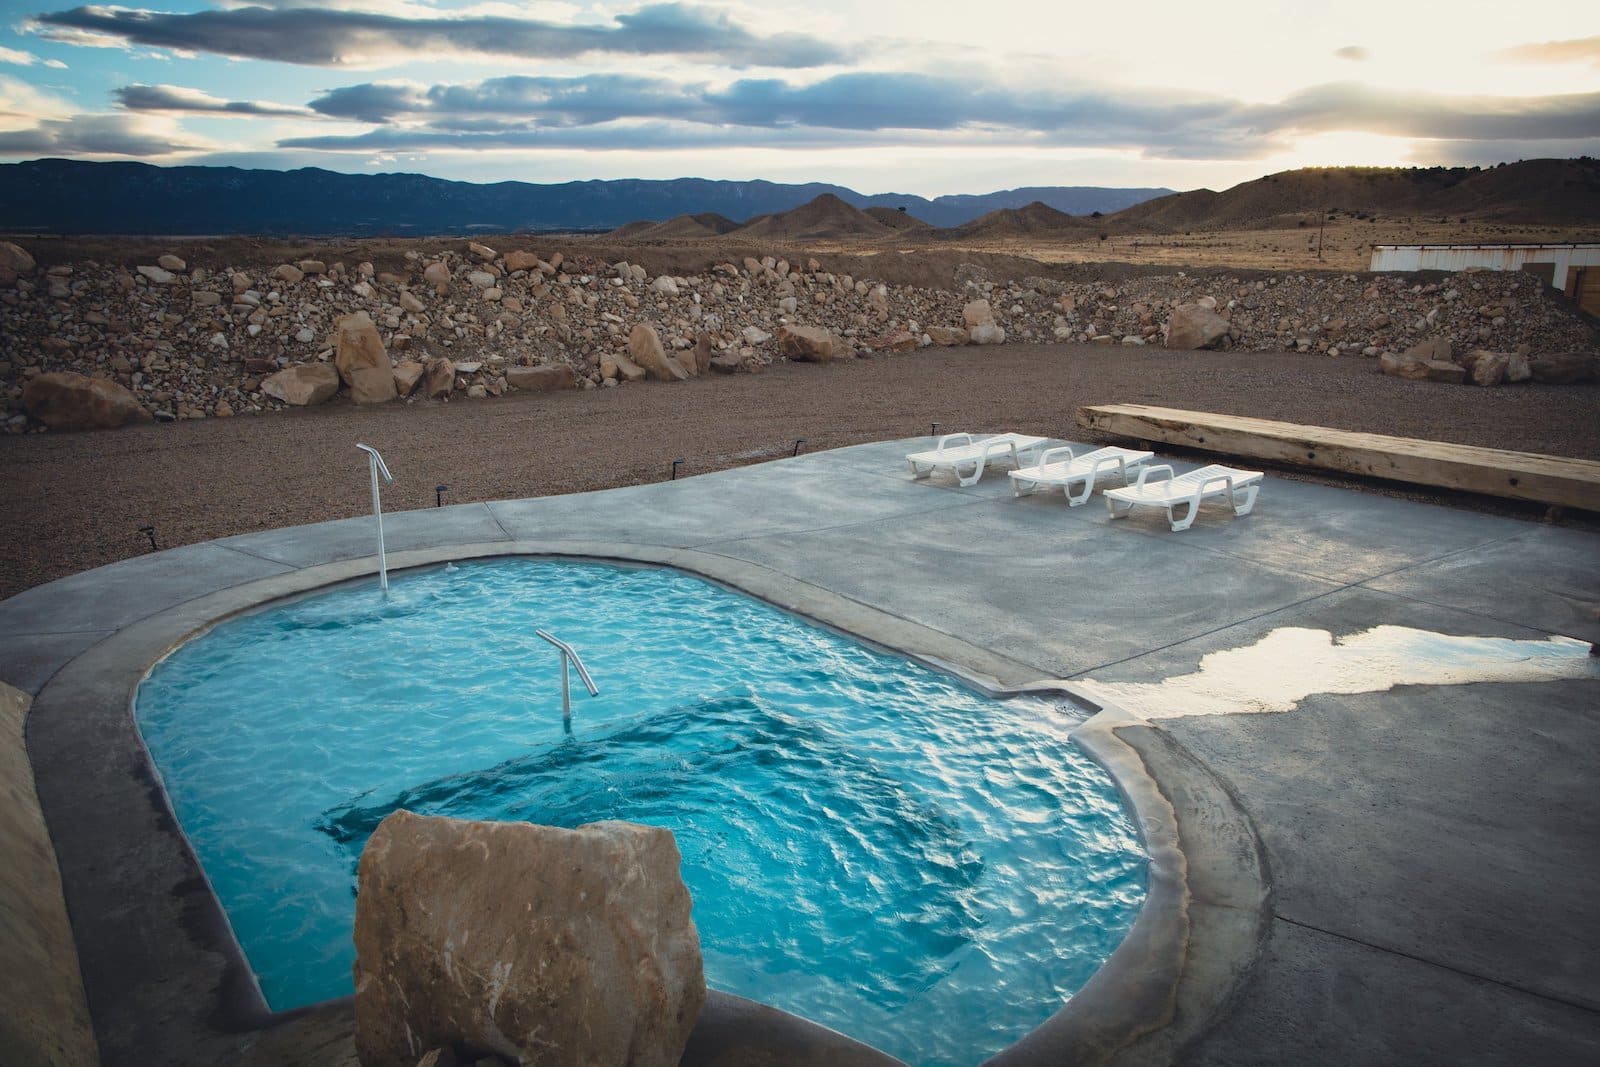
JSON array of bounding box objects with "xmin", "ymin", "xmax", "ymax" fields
[
  {"xmin": 138, "ymin": 525, "xmax": 158, "ymax": 551},
  {"xmin": 435, "ymin": 484, "xmax": 447, "ymax": 507},
  {"xmin": 671, "ymin": 458, "xmax": 685, "ymax": 480},
  {"xmin": 792, "ymin": 437, "xmax": 808, "ymax": 457},
  {"xmin": 930, "ymin": 422, "xmax": 939, "ymax": 437}
]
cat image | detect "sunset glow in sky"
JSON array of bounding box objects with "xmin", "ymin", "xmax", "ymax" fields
[{"xmin": 1, "ymin": 0, "xmax": 1596, "ymax": 195}]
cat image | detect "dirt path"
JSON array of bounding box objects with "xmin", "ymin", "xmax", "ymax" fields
[{"xmin": 5, "ymin": 342, "xmax": 1598, "ymax": 601}]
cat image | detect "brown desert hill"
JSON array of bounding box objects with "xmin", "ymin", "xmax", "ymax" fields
[
  {"xmin": 606, "ymin": 219, "xmax": 658, "ymax": 238},
  {"xmin": 945, "ymin": 201, "xmax": 1098, "ymax": 239},
  {"xmin": 730, "ymin": 193, "xmax": 896, "ymax": 240},
  {"xmin": 864, "ymin": 206, "xmax": 933, "ymax": 231},
  {"xmin": 1110, "ymin": 158, "xmax": 1600, "ymax": 232},
  {"xmin": 640, "ymin": 212, "xmax": 741, "ymax": 239}
]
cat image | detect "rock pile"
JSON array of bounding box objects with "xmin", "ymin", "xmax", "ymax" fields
[
  {"xmin": 1, "ymin": 237, "xmax": 1594, "ymax": 431},
  {"xmin": 1381, "ymin": 338, "xmax": 1597, "ymax": 386}
]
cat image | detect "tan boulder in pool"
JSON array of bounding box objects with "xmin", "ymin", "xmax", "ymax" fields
[{"xmin": 353, "ymin": 811, "xmax": 705, "ymax": 1067}]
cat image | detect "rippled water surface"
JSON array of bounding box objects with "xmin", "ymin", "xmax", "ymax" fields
[{"xmin": 136, "ymin": 559, "xmax": 1145, "ymax": 1066}]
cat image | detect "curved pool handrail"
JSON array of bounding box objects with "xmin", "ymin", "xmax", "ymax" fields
[
  {"xmin": 355, "ymin": 444, "xmax": 394, "ymax": 596},
  {"xmin": 534, "ymin": 628, "xmax": 599, "ymax": 734}
]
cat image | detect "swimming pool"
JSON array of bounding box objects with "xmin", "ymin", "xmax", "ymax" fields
[{"xmin": 135, "ymin": 559, "xmax": 1146, "ymax": 1066}]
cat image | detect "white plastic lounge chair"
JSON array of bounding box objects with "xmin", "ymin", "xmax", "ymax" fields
[
  {"xmin": 1104, "ymin": 463, "xmax": 1264, "ymax": 531},
  {"xmin": 1009, "ymin": 445, "xmax": 1154, "ymax": 506},
  {"xmin": 906, "ymin": 433, "xmax": 1048, "ymax": 487}
]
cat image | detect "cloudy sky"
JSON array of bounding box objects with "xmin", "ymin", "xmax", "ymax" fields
[{"xmin": 1, "ymin": 0, "xmax": 1597, "ymax": 196}]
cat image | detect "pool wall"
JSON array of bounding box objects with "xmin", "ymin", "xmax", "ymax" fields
[{"xmin": 19, "ymin": 537, "xmax": 1268, "ymax": 1067}]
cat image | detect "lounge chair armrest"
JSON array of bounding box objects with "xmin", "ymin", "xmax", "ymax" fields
[
  {"xmin": 936, "ymin": 432, "xmax": 973, "ymax": 450},
  {"xmin": 1090, "ymin": 453, "xmax": 1127, "ymax": 475},
  {"xmin": 1036, "ymin": 446, "xmax": 1077, "ymax": 466},
  {"xmin": 1197, "ymin": 473, "xmax": 1235, "ymax": 495},
  {"xmin": 1134, "ymin": 464, "xmax": 1175, "ymax": 488},
  {"xmin": 982, "ymin": 437, "xmax": 1024, "ymax": 459}
]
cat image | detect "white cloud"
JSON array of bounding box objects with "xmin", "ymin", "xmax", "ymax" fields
[
  {"xmin": 0, "ymin": 112, "xmax": 211, "ymax": 156},
  {"xmin": 0, "ymin": 46, "xmax": 43, "ymax": 66}
]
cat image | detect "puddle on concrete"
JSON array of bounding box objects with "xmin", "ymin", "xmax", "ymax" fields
[{"xmin": 1075, "ymin": 626, "xmax": 1599, "ymax": 719}]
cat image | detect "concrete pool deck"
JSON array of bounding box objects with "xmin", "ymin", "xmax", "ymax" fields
[{"xmin": 4, "ymin": 436, "xmax": 1598, "ymax": 1065}]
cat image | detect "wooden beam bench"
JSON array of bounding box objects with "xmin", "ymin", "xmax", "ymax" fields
[{"xmin": 1076, "ymin": 404, "xmax": 1600, "ymax": 512}]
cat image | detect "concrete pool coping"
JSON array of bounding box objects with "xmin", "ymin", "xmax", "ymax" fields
[{"xmin": 7, "ymin": 436, "xmax": 1597, "ymax": 1065}]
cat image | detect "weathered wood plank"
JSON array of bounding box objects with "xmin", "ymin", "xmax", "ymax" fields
[{"xmin": 1076, "ymin": 404, "xmax": 1600, "ymax": 511}]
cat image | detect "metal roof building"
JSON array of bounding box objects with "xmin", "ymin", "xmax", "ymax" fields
[{"xmin": 1369, "ymin": 243, "xmax": 1600, "ymax": 316}]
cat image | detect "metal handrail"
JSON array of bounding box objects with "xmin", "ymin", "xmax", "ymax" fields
[
  {"xmin": 356, "ymin": 444, "xmax": 394, "ymax": 597},
  {"xmin": 534, "ymin": 629, "xmax": 598, "ymax": 731}
]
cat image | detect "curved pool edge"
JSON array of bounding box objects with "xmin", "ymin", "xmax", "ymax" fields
[{"xmin": 24, "ymin": 537, "xmax": 1268, "ymax": 1066}]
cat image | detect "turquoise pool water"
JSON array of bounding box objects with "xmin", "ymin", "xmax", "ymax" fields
[{"xmin": 135, "ymin": 559, "xmax": 1145, "ymax": 1066}]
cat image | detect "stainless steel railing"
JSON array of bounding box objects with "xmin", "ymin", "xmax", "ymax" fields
[
  {"xmin": 534, "ymin": 629, "xmax": 599, "ymax": 732},
  {"xmin": 355, "ymin": 444, "xmax": 394, "ymax": 597}
]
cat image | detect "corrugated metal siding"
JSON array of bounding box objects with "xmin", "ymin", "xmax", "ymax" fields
[{"xmin": 1369, "ymin": 244, "xmax": 1600, "ymax": 296}]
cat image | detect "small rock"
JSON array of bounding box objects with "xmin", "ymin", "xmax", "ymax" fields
[
  {"xmin": 261, "ymin": 363, "xmax": 340, "ymax": 406},
  {"xmin": 392, "ymin": 360, "xmax": 425, "ymax": 397},
  {"xmin": 273, "ymin": 264, "xmax": 305, "ymax": 285},
  {"xmin": 422, "ymin": 262, "xmax": 451, "ymax": 291},
  {"xmin": 136, "ymin": 265, "xmax": 176, "ymax": 285},
  {"xmin": 157, "ymin": 253, "xmax": 186, "ymax": 272},
  {"xmin": 503, "ymin": 250, "xmax": 540, "ymax": 272},
  {"xmin": 777, "ymin": 324, "xmax": 843, "ymax": 362},
  {"xmin": 422, "ymin": 357, "xmax": 455, "ymax": 398},
  {"xmin": 927, "ymin": 326, "xmax": 968, "ymax": 346},
  {"xmin": 507, "ymin": 364, "xmax": 578, "ymax": 392}
]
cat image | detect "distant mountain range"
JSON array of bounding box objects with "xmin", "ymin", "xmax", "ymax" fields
[
  {"xmin": 0, "ymin": 159, "xmax": 1173, "ymax": 235},
  {"xmin": 1114, "ymin": 159, "xmax": 1600, "ymax": 228}
]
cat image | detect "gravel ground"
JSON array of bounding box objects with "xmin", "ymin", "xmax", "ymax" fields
[{"xmin": 5, "ymin": 342, "xmax": 1598, "ymax": 602}]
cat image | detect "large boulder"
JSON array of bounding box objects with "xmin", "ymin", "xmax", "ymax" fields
[
  {"xmin": 601, "ymin": 352, "xmax": 648, "ymax": 383},
  {"xmin": 1458, "ymin": 349, "xmax": 1511, "ymax": 387},
  {"xmin": 777, "ymin": 324, "xmax": 842, "ymax": 362},
  {"xmin": 422, "ymin": 357, "xmax": 455, "ymax": 398},
  {"xmin": 927, "ymin": 325, "xmax": 969, "ymax": 346},
  {"xmin": 969, "ymin": 322, "xmax": 1007, "ymax": 345},
  {"xmin": 1380, "ymin": 350, "xmax": 1430, "ymax": 380},
  {"xmin": 1403, "ymin": 337, "xmax": 1452, "ymax": 363},
  {"xmin": 333, "ymin": 311, "xmax": 396, "ymax": 404},
  {"xmin": 392, "ymin": 360, "xmax": 425, "ymax": 397},
  {"xmin": 628, "ymin": 323, "xmax": 689, "ymax": 381},
  {"xmin": 22, "ymin": 372, "xmax": 151, "ymax": 430},
  {"xmin": 261, "ymin": 363, "xmax": 340, "ymax": 406},
  {"xmin": 1163, "ymin": 304, "xmax": 1230, "ymax": 350},
  {"xmin": 962, "ymin": 299, "xmax": 995, "ymax": 328},
  {"xmin": 0, "ymin": 241, "xmax": 36, "ymax": 278},
  {"xmin": 353, "ymin": 812, "xmax": 704, "ymax": 1067},
  {"xmin": 506, "ymin": 364, "xmax": 577, "ymax": 392},
  {"xmin": 1528, "ymin": 352, "xmax": 1599, "ymax": 384}
]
